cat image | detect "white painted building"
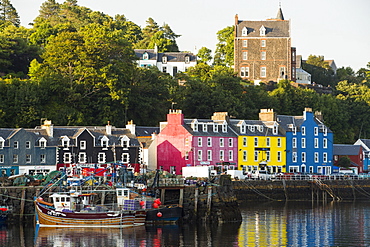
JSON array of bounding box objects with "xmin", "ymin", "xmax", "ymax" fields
[{"xmin": 134, "ymin": 48, "xmax": 197, "ymax": 76}]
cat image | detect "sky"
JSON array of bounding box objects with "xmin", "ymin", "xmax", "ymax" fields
[{"xmin": 10, "ymin": 0, "xmax": 370, "ymax": 71}]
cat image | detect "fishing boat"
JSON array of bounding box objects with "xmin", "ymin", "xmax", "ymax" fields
[{"xmin": 34, "ymin": 188, "xmax": 147, "ymax": 228}]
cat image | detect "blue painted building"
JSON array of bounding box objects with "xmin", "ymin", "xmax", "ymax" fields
[{"xmin": 276, "ymin": 108, "xmax": 334, "ymax": 174}]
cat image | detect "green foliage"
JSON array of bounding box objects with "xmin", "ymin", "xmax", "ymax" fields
[
  {"xmin": 197, "ymin": 47, "xmax": 212, "ymax": 64},
  {"xmin": 337, "ymin": 156, "xmax": 351, "ymax": 168},
  {"xmin": 302, "ymin": 55, "xmax": 336, "ymax": 86},
  {"xmin": 213, "ymin": 26, "xmax": 234, "ymax": 66},
  {"xmin": 0, "ymin": 0, "xmax": 20, "ymax": 27}
]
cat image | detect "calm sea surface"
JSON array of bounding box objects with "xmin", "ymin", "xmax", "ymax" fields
[{"xmin": 2, "ymin": 201, "xmax": 370, "ymax": 247}]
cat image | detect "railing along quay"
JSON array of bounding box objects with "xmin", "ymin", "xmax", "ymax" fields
[{"xmin": 244, "ymin": 174, "xmax": 370, "ymax": 181}]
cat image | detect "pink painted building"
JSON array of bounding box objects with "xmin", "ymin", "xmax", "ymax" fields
[{"xmin": 157, "ymin": 110, "xmax": 238, "ymax": 175}]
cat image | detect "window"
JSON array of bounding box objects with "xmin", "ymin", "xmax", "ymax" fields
[
  {"xmin": 243, "ymin": 137, "xmax": 247, "ymax": 147},
  {"xmin": 241, "ymin": 124, "xmax": 246, "ymax": 133},
  {"xmin": 203, "ymin": 124, "xmax": 207, "ymax": 132},
  {"xmin": 301, "ymin": 126, "xmax": 306, "ymax": 136},
  {"xmin": 266, "ymin": 151, "xmax": 270, "ymax": 161},
  {"xmin": 193, "ymin": 122, "xmax": 198, "ymax": 132},
  {"xmin": 213, "ymin": 124, "xmax": 218, "ymax": 132},
  {"xmin": 143, "ymin": 52, "xmax": 149, "ymax": 60},
  {"xmin": 185, "ymin": 151, "xmax": 189, "ymax": 160},
  {"xmin": 242, "ymin": 51, "xmax": 248, "ymax": 60},
  {"xmin": 254, "ymin": 151, "xmax": 259, "ymax": 162},
  {"xmin": 98, "ymin": 153, "xmax": 106, "ymax": 163},
  {"xmin": 309, "ymin": 166, "xmax": 314, "ymax": 173},
  {"xmin": 26, "ymin": 154, "xmax": 31, "ymax": 163},
  {"xmin": 254, "ymin": 138, "xmax": 258, "ymax": 147},
  {"xmin": 185, "ymin": 138, "xmax": 189, "ymax": 146},
  {"xmin": 162, "ymin": 67, "xmax": 167, "ymax": 73},
  {"xmin": 64, "ymin": 153, "xmax": 72, "ymax": 163},
  {"xmin": 229, "ymin": 150, "xmax": 233, "ymax": 161},
  {"xmin": 40, "ymin": 140, "xmax": 46, "ymax": 149},
  {"xmin": 198, "ymin": 137, "xmax": 202, "ymax": 147},
  {"xmin": 302, "ymin": 152, "xmax": 306, "ymax": 162},
  {"xmin": 314, "ymin": 138, "xmax": 319, "ymax": 148},
  {"xmin": 26, "ymin": 141, "xmax": 31, "ymax": 149},
  {"xmin": 261, "ymin": 40, "xmax": 266, "ymax": 47},
  {"xmin": 292, "ymin": 138, "xmax": 297, "ymax": 148},
  {"xmin": 277, "ymin": 151, "xmax": 281, "ymax": 162},
  {"xmin": 277, "ymin": 138, "xmax": 281, "ymax": 147},
  {"xmin": 207, "ymin": 150, "xmax": 212, "ymax": 161},
  {"xmin": 0, "ymin": 154, "xmax": 4, "ymax": 163},
  {"xmin": 173, "ymin": 66, "xmax": 178, "ymax": 76},
  {"xmin": 222, "ymin": 123, "xmax": 227, "ymax": 133},
  {"xmin": 122, "ymin": 139, "xmax": 129, "ymax": 149},
  {"xmin": 301, "ymin": 138, "xmax": 306, "ymax": 148},
  {"xmin": 40, "ymin": 154, "xmax": 46, "ymax": 163},
  {"xmin": 14, "ymin": 141, "xmax": 18, "ymax": 149},
  {"xmin": 80, "ymin": 141, "xmax": 86, "ymax": 150},
  {"xmin": 323, "ymin": 138, "xmax": 328, "ymax": 148},
  {"xmin": 279, "ymin": 67, "xmax": 286, "ymax": 78},
  {"xmin": 273, "ymin": 125, "xmax": 278, "ymax": 135},
  {"xmin": 162, "ymin": 56, "xmax": 167, "ymax": 64},
  {"xmin": 240, "ymin": 67, "xmax": 250, "ymax": 77},
  {"xmin": 78, "ymin": 152, "xmax": 86, "ymax": 163},
  {"xmin": 260, "ymin": 67, "xmax": 266, "ymax": 77},
  {"xmin": 219, "ymin": 150, "xmax": 224, "ymax": 161},
  {"xmin": 197, "ymin": 150, "xmax": 202, "ymax": 161},
  {"xmin": 122, "ymin": 153, "xmax": 129, "ymax": 163},
  {"xmin": 243, "ymin": 40, "xmax": 248, "ymax": 47},
  {"xmin": 314, "ymin": 127, "xmax": 318, "ymax": 136},
  {"xmin": 314, "ymin": 152, "xmax": 319, "ymax": 163},
  {"xmin": 243, "ymin": 151, "xmax": 247, "ymax": 161},
  {"xmin": 0, "ymin": 140, "xmax": 3, "ymax": 149},
  {"xmin": 185, "ymin": 55, "xmax": 190, "ymax": 63},
  {"xmin": 242, "ymin": 27, "xmax": 248, "ymax": 36},
  {"xmin": 261, "ymin": 51, "xmax": 266, "ymax": 60},
  {"xmin": 323, "ymin": 153, "xmax": 328, "ymax": 163},
  {"xmin": 266, "ymin": 138, "xmax": 270, "ymax": 147},
  {"xmin": 292, "ymin": 152, "xmax": 297, "ymax": 162},
  {"xmin": 260, "ymin": 25, "xmax": 266, "ymax": 36},
  {"xmin": 207, "ymin": 137, "xmax": 212, "ymax": 147},
  {"xmin": 293, "ymin": 127, "xmax": 297, "ymax": 135},
  {"xmin": 220, "ymin": 138, "xmax": 224, "ymax": 147},
  {"xmin": 228, "ymin": 138, "xmax": 233, "ymax": 147}
]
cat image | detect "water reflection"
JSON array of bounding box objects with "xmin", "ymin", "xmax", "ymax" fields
[{"xmin": 5, "ymin": 201, "xmax": 370, "ymax": 246}]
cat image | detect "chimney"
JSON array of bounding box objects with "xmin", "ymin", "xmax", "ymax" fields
[
  {"xmin": 259, "ymin": 109, "xmax": 277, "ymax": 122},
  {"xmin": 167, "ymin": 109, "xmax": 184, "ymax": 125},
  {"xmin": 211, "ymin": 112, "xmax": 229, "ymax": 121},
  {"xmin": 41, "ymin": 120, "xmax": 53, "ymax": 137},
  {"xmin": 315, "ymin": 111, "xmax": 323, "ymax": 122},
  {"xmin": 126, "ymin": 120, "xmax": 136, "ymax": 135},
  {"xmin": 303, "ymin": 108, "xmax": 313, "ymax": 120},
  {"xmin": 106, "ymin": 121, "xmax": 112, "ymax": 135}
]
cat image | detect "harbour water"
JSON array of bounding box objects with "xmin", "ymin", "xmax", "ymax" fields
[{"xmin": 2, "ymin": 200, "xmax": 370, "ymax": 246}]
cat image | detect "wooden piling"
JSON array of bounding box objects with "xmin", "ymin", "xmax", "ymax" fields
[{"xmin": 20, "ymin": 188, "xmax": 26, "ymax": 218}]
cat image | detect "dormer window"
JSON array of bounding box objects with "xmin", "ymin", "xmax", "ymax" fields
[
  {"xmin": 143, "ymin": 52, "xmax": 149, "ymax": 60},
  {"xmin": 39, "ymin": 137, "xmax": 47, "ymax": 149},
  {"xmin": 191, "ymin": 120, "xmax": 198, "ymax": 132},
  {"xmin": 258, "ymin": 125, "xmax": 263, "ymax": 132},
  {"xmin": 61, "ymin": 136, "xmax": 70, "ymax": 150},
  {"xmin": 185, "ymin": 55, "xmax": 190, "ymax": 64},
  {"xmin": 120, "ymin": 136, "xmax": 130, "ymax": 149},
  {"xmin": 202, "ymin": 124, "xmax": 207, "ymax": 132},
  {"xmin": 240, "ymin": 124, "xmax": 246, "ymax": 134},
  {"xmin": 249, "ymin": 125, "xmax": 255, "ymax": 132},
  {"xmin": 222, "ymin": 123, "xmax": 227, "ymax": 133},
  {"xmin": 260, "ymin": 25, "xmax": 266, "ymax": 36},
  {"xmin": 0, "ymin": 137, "xmax": 4, "ymax": 149},
  {"xmin": 273, "ymin": 125, "xmax": 278, "ymax": 135},
  {"xmin": 101, "ymin": 136, "xmax": 109, "ymax": 150},
  {"xmin": 242, "ymin": 27, "xmax": 248, "ymax": 36},
  {"xmin": 213, "ymin": 124, "xmax": 218, "ymax": 133},
  {"xmin": 162, "ymin": 55, "xmax": 167, "ymax": 64}
]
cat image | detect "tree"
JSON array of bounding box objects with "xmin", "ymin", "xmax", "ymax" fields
[
  {"xmin": 0, "ymin": 0, "xmax": 20, "ymax": 26},
  {"xmin": 213, "ymin": 26, "xmax": 234, "ymax": 66},
  {"xmin": 302, "ymin": 55, "xmax": 335, "ymax": 86},
  {"xmin": 197, "ymin": 47, "xmax": 212, "ymax": 64},
  {"xmin": 134, "ymin": 18, "xmax": 180, "ymax": 52},
  {"xmin": 336, "ymin": 156, "xmax": 351, "ymax": 168}
]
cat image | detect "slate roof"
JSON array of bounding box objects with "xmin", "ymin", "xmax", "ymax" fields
[
  {"xmin": 236, "ymin": 19, "xmax": 290, "ymax": 37},
  {"xmin": 276, "ymin": 114, "xmax": 332, "ymax": 133},
  {"xmin": 228, "ymin": 119, "xmax": 285, "ymax": 137},
  {"xmin": 135, "ymin": 126, "xmax": 160, "ymax": 137},
  {"xmin": 333, "ymin": 144, "xmax": 361, "ymax": 156},
  {"xmin": 183, "ymin": 119, "xmax": 238, "ymax": 137}
]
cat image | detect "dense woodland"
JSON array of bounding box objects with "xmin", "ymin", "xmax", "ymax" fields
[{"xmin": 0, "ymin": 0, "xmax": 370, "ymax": 144}]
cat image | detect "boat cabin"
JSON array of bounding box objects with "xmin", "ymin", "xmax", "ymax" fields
[
  {"xmin": 116, "ymin": 188, "xmax": 130, "ymax": 206},
  {"xmin": 50, "ymin": 192, "xmax": 95, "ymax": 212}
]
